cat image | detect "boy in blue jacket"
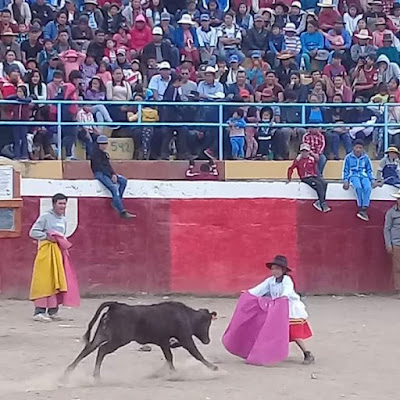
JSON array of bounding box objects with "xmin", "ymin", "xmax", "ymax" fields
[{"xmin": 343, "ymin": 139, "xmax": 377, "ymax": 222}]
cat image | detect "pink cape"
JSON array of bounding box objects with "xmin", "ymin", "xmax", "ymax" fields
[
  {"xmin": 50, "ymin": 231, "xmax": 80, "ymax": 307},
  {"xmin": 222, "ymin": 291, "xmax": 289, "ymax": 366}
]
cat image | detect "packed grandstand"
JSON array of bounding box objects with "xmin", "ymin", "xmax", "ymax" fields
[{"xmin": 0, "ymin": 0, "xmax": 399, "ymax": 161}]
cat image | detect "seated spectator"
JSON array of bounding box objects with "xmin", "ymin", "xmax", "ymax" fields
[
  {"xmin": 0, "ymin": 49, "xmax": 26, "ymax": 77},
  {"xmin": 267, "ymin": 24, "xmax": 285, "ymax": 67},
  {"xmin": 72, "ymin": 15, "xmax": 94, "ymax": 49},
  {"xmin": 302, "ymin": 127, "xmax": 327, "ymax": 176},
  {"xmin": 217, "ymin": 11, "xmax": 245, "ymax": 63},
  {"xmin": 62, "ymin": 0, "xmax": 78, "ymax": 25},
  {"xmin": 176, "ymin": 58, "xmax": 197, "ymax": 81},
  {"xmin": 143, "ymin": 26, "xmax": 176, "ymax": 67},
  {"xmin": 326, "ymin": 74, "xmax": 353, "ymax": 102},
  {"xmin": 287, "ymin": 143, "xmax": 331, "ymax": 213},
  {"xmin": 81, "ymin": 0, "xmax": 104, "ymax": 31},
  {"xmin": 283, "ymin": 23, "xmax": 301, "ymax": 61},
  {"xmin": 377, "ymin": 54, "xmax": 400, "ymax": 84},
  {"xmin": 175, "ymin": 14, "xmax": 200, "ymax": 65},
  {"xmin": 106, "ymin": 67, "xmax": 132, "ymax": 122},
  {"xmin": 287, "ymin": 1, "xmax": 306, "ymax": 35},
  {"xmin": 178, "ymin": 0, "xmax": 201, "ymax": 24},
  {"xmin": 285, "ymin": 71, "xmax": 308, "ymax": 102},
  {"xmin": 318, "ymin": 0, "xmax": 340, "ymax": 31},
  {"xmin": 111, "ymin": 48, "xmax": 131, "ymax": 74},
  {"xmin": 91, "ymin": 135, "xmax": 135, "ymax": 219},
  {"xmin": 377, "ymin": 146, "xmax": 400, "ymax": 187},
  {"xmin": 104, "ymin": 38, "xmax": 117, "ymax": 64},
  {"xmin": 257, "ymin": 106, "xmax": 275, "ymax": 160},
  {"xmin": 148, "ymin": 60, "xmax": 171, "ymax": 100},
  {"xmin": 325, "ymin": 93, "xmax": 352, "ymax": 160},
  {"xmin": 146, "ymin": 0, "xmax": 166, "ymax": 28},
  {"xmin": 389, "ymin": 3, "xmax": 400, "ymax": 32},
  {"xmin": 20, "ymin": 25, "xmax": 42, "ymax": 65},
  {"xmin": 31, "ymin": 0, "xmax": 55, "ymax": 27},
  {"xmin": 159, "ymin": 11, "xmax": 175, "ymax": 44},
  {"xmin": 206, "ymin": 0, "xmax": 224, "ymax": 27},
  {"xmin": 343, "ymin": 4, "xmax": 362, "ymax": 36},
  {"xmin": 0, "ymin": 8, "xmax": 18, "ymax": 34},
  {"xmin": 255, "ymin": 69, "xmax": 284, "ymax": 102},
  {"xmin": 310, "ymin": 79, "xmax": 327, "ymax": 103},
  {"xmin": 350, "ymin": 30, "xmax": 376, "ymax": 64},
  {"xmin": 388, "ymin": 78, "xmax": 400, "ymax": 102},
  {"xmin": 0, "ymin": 30, "xmax": 21, "ymax": 61},
  {"xmin": 103, "ymin": 3, "xmax": 125, "ymax": 35},
  {"xmin": 44, "ymin": 10, "xmax": 71, "ymax": 41},
  {"xmin": 122, "ymin": 0, "xmax": 145, "ymax": 29},
  {"xmin": 322, "ymin": 51, "xmax": 347, "ymax": 82},
  {"xmin": 244, "ymin": 14, "xmax": 268, "ymax": 58},
  {"xmin": 373, "ymin": 17, "xmax": 400, "ymax": 49},
  {"xmin": 46, "ymin": 69, "xmax": 64, "ymax": 102},
  {"xmin": 300, "ymin": 20, "xmax": 325, "ymax": 71},
  {"xmin": 376, "ymin": 34, "xmax": 400, "ymax": 64},
  {"xmin": 388, "ymin": 94, "xmax": 400, "ymax": 145},
  {"xmin": 198, "ymin": 65, "xmax": 225, "ymax": 99},
  {"xmin": 275, "ymin": 51, "xmax": 298, "ymax": 88},
  {"xmin": 197, "ymin": 13, "xmax": 218, "ymax": 66},
  {"xmin": 54, "ymin": 29, "xmax": 80, "ymax": 53},
  {"xmin": 236, "ymin": 3, "xmax": 254, "ymax": 32},
  {"xmin": 226, "ymin": 54, "xmax": 242, "ymax": 85},
  {"xmin": 352, "ymin": 54, "xmax": 378, "ymax": 99},
  {"xmin": 245, "ymin": 50, "xmax": 267, "ymax": 88},
  {"xmin": 370, "ymin": 82, "xmax": 390, "ymax": 103},
  {"xmin": 348, "ymin": 96, "xmax": 377, "ymax": 141},
  {"xmin": 227, "ymin": 108, "xmax": 246, "ymax": 159},
  {"xmin": 81, "ymin": 54, "xmax": 98, "ymax": 90},
  {"xmin": 86, "ymin": 29, "xmax": 106, "ymax": 65},
  {"xmin": 96, "ymin": 61, "xmax": 112, "ymax": 84},
  {"xmin": 113, "ymin": 23, "xmax": 131, "ymax": 49},
  {"xmin": 343, "ymin": 139, "xmax": 377, "ymax": 222},
  {"xmin": 24, "ymin": 69, "xmax": 47, "ymax": 101},
  {"xmin": 324, "ymin": 17, "xmax": 351, "ymax": 65},
  {"xmin": 352, "ymin": 18, "xmax": 371, "ymax": 44},
  {"xmin": 226, "ymin": 68, "xmax": 255, "ymax": 100},
  {"xmin": 272, "ymin": 2, "xmax": 288, "ymax": 30},
  {"xmin": 59, "ymin": 49, "xmax": 85, "ymax": 82},
  {"xmin": 130, "ymin": 14, "xmax": 153, "ymax": 58}
]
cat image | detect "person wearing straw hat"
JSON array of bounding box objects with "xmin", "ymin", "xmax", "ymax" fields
[
  {"xmin": 283, "ymin": 22, "xmax": 301, "ymax": 60},
  {"xmin": 175, "ymin": 13, "xmax": 200, "ymax": 65},
  {"xmin": 248, "ymin": 255, "xmax": 315, "ymax": 365},
  {"xmin": 350, "ymin": 29, "xmax": 375, "ymax": 63},
  {"xmin": 376, "ymin": 33, "xmax": 400, "ymax": 64},
  {"xmin": 377, "ymin": 146, "xmax": 400, "ymax": 187},
  {"xmin": 275, "ymin": 51, "xmax": 298, "ymax": 87},
  {"xmin": 317, "ymin": 0, "xmax": 340, "ymax": 31},
  {"xmin": 384, "ymin": 189, "xmax": 400, "ymax": 293}
]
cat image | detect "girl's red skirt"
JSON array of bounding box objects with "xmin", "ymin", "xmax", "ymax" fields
[{"xmin": 289, "ymin": 319, "xmax": 313, "ymax": 342}]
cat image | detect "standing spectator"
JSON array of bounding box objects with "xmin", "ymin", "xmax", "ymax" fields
[
  {"xmin": 244, "ymin": 14, "xmax": 268, "ymax": 57},
  {"xmin": 91, "ymin": 135, "xmax": 135, "ymax": 219},
  {"xmin": 175, "ymin": 14, "xmax": 200, "ymax": 65},
  {"xmin": 86, "ymin": 29, "xmax": 106, "ymax": 65},
  {"xmin": 350, "ymin": 30, "xmax": 376, "ymax": 64},
  {"xmin": 43, "ymin": 10, "xmax": 71, "ymax": 41},
  {"xmin": 129, "ymin": 14, "xmax": 153, "ymax": 58},
  {"xmin": 227, "ymin": 108, "xmax": 246, "ymax": 159},
  {"xmin": 197, "ymin": 13, "xmax": 218, "ymax": 66},
  {"xmin": 384, "ymin": 190, "xmax": 400, "ymax": 294},
  {"xmin": 300, "ymin": 20, "xmax": 325, "ymax": 71},
  {"xmin": 378, "ymin": 147, "xmax": 400, "ymax": 187},
  {"xmin": 257, "ymin": 106, "xmax": 275, "ymax": 159},
  {"xmin": 31, "ymin": 0, "xmax": 55, "ymax": 27},
  {"xmin": 376, "ymin": 34, "xmax": 400, "ymax": 64},
  {"xmin": 148, "ymin": 60, "xmax": 171, "ymax": 100},
  {"xmin": 287, "ymin": 143, "xmax": 331, "ymax": 213},
  {"xmin": 8, "ymin": 0, "xmax": 31, "ymax": 26},
  {"xmin": 245, "ymin": 105, "xmax": 259, "ymax": 159},
  {"xmin": 217, "ymin": 11, "xmax": 245, "ymax": 62},
  {"xmin": 343, "ymin": 139, "xmax": 376, "ymax": 222},
  {"xmin": 0, "ymin": 30, "xmax": 21, "ymax": 60},
  {"xmin": 302, "ymin": 127, "xmax": 327, "ymax": 176},
  {"xmin": 20, "ymin": 25, "xmax": 42, "ymax": 64},
  {"xmin": 82, "ymin": 0, "xmax": 104, "ymax": 31}
]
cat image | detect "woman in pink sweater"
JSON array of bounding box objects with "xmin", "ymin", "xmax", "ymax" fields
[{"xmin": 59, "ymin": 49, "xmax": 85, "ymax": 81}]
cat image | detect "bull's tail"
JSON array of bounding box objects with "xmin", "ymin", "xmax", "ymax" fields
[{"xmin": 83, "ymin": 302, "xmax": 117, "ymax": 344}]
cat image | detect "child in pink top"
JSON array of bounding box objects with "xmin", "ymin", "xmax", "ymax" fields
[
  {"xmin": 59, "ymin": 49, "xmax": 86, "ymax": 82},
  {"xmin": 96, "ymin": 61, "xmax": 112, "ymax": 85}
]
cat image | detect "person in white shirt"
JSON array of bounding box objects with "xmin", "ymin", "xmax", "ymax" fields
[
  {"xmin": 148, "ymin": 60, "xmax": 172, "ymax": 100},
  {"xmin": 217, "ymin": 11, "xmax": 245, "ymax": 63},
  {"xmin": 197, "ymin": 13, "xmax": 218, "ymax": 66},
  {"xmin": 248, "ymin": 255, "xmax": 315, "ymax": 365}
]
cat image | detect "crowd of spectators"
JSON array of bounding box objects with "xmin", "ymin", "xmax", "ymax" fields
[{"xmin": 1, "ymin": 0, "xmax": 400, "ymax": 161}]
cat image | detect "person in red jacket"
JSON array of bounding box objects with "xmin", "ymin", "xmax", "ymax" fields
[
  {"xmin": 129, "ymin": 14, "xmax": 152, "ymax": 58},
  {"xmin": 287, "ymin": 143, "xmax": 331, "ymax": 213}
]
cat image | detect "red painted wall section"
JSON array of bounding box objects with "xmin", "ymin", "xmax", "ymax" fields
[
  {"xmin": 296, "ymin": 200, "xmax": 393, "ymax": 294},
  {"xmin": 0, "ymin": 197, "xmax": 171, "ymax": 297},
  {"xmin": 169, "ymin": 199, "xmax": 298, "ymax": 294}
]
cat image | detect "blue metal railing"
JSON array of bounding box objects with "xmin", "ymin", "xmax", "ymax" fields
[{"xmin": 0, "ymin": 100, "xmax": 397, "ymax": 160}]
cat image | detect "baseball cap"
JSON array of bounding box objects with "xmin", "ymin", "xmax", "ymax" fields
[
  {"xmin": 261, "ymin": 88, "xmax": 273, "ymax": 97},
  {"xmin": 239, "ymin": 89, "xmax": 250, "ymax": 97},
  {"xmin": 161, "ymin": 11, "xmax": 171, "ymax": 20},
  {"xmin": 200, "ymin": 13, "xmax": 210, "ymax": 21},
  {"xmin": 229, "ymin": 54, "xmax": 239, "ymax": 63},
  {"xmin": 117, "ymin": 48, "xmax": 126, "ymax": 55},
  {"xmin": 300, "ymin": 143, "xmax": 311, "ymax": 151},
  {"xmin": 152, "ymin": 26, "xmax": 163, "ymax": 35},
  {"xmin": 159, "ymin": 61, "xmax": 171, "ymax": 70},
  {"xmin": 251, "ymin": 50, "xmax": 261, "ymax": 59},
  {"xmin": 97, "ymin": 135, "xmax": 109, "ymax": 144},
  {"xmin": 135, "ymin": 14, "xmax": 146, "ymax": 23}
]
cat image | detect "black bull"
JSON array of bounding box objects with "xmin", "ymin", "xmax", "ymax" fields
[{"xmin": 66, "ymin": 301, "xmax": 218, "ymax": 378}]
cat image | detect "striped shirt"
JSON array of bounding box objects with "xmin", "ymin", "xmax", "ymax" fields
[{"xmin": 284, "ymin": 35, "xmax": 301, "ymax": 55}]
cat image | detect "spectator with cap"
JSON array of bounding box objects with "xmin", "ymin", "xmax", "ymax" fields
[
  {"xmin": 300, "ymin": 20, "xmax": 325, "ymax": 71},
  {"xmin": 175, "ymin": 13, "xmax": 200, "ymax": 65},
  {"xmin": 148, "ymin": 60, "xmax": 171, "ymax": 100},
  {"xmin": 86, "ymin": 29, "xmax": 106, "ymax": 65},
  {"xmin": 376, "ymin": 33, "xmax": 400, "ymax": 64},
  {"xmin": 91, "ymin": 135, "xmax": 135, "ymax": 219},
  {"xmin": 111, "ymin": 48, "xmax": 131, "ymax": 72},
  {"xmin": 287, "ymin": 142, "xmax": 331, "ymax": 213},
  {"xmin": 245, "ymin": 50, "xmax": 268, "ymax": 88},
  {"xmin": 225, "ymin": 54, "xmax": 241, "ymax": 85},
  {"xmin": 42, "ymin": 54, "xmax": 61, "ymax": 84},
  {"xmin": 82, "ymin": 0, "xmax": 104, "ymax": 31},
  {"xmin": 158, "ymin": 11, "xmax": 175, "ymax": 44},
  {"xmin": 129, "ymin": 14, "xmax": 153, "ymax": 58},
  {"xmin": 0, "ymin": 30, "xmax": 21, "ymax": 60},
  {"xmin": 350, "ymin": 29, "xmax": 376, "ymax": 64},
  {"xmin": 31, "ymin": 0, "xmax": 55, "ymax": 27},
  {"xmin": 217, "ymin": 11, "xmax": 245, "ymax": 63},
  {"xmin": 103, "ymin": 3, "xmax": 125, "ymax": 35},
  {"xmin": 283, "ymin": 22, "xmax": 301, "ymax": 61},
  {"xmin": 378, "ymin": 146, "xmax": 400, "ymax": 187},
  {"xmin": 389, "ymin": 3, "xmax": 400, "ymax": 32},
  {"xmin": 343, "ymin": 139, "xmax": 377, "ymax": 222},
  {"xmin": 373, "ymin": 16, "xmax": 400, "ymax": 49},
  {"xmin": 244, "ymin": 13, "xmax": 268, "ymax": 58},
  {"xmin": 287, "ymin": 1, "xmax": 306, "ymax": 35},
  {"xmin": 142, "ymin": 26, "xmax": 177, "ymax": 67},
  {"xmin": 226, "ymin": 68, "xmax": 255, "ymax": 100},
  {"xmin": 197, "ymin": 13, "xmax": 218, "ymax": 66}
]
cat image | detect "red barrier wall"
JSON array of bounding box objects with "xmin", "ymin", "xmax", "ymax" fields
[{"xmin": 0, "ymin": 197, "xmax": 393, "ymax": 297}]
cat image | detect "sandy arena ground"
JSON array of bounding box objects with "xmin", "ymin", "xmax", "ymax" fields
[{"xmin": 0, "ymin": 295, "xmax": 399, "ymax": 400}]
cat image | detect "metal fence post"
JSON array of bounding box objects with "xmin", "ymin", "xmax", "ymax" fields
[
  {"xmin": 301, "ymin": 103, "xmax": 305, "ymax": 125},
  {"xmin": 384, "ymin": 103, "xmax": 389, "ymax": 152},
  {"xmin": 218, "ymin": 103, "xmax": 223, "ymax": 160},
  {"xmin": 57, "ymin": 102, "xmax": 62, "ymax": 160}
]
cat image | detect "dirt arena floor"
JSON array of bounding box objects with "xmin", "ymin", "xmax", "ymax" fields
[{"xmin": 0, "ymin": 295, "xmax": 399, "ymax": 400}]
